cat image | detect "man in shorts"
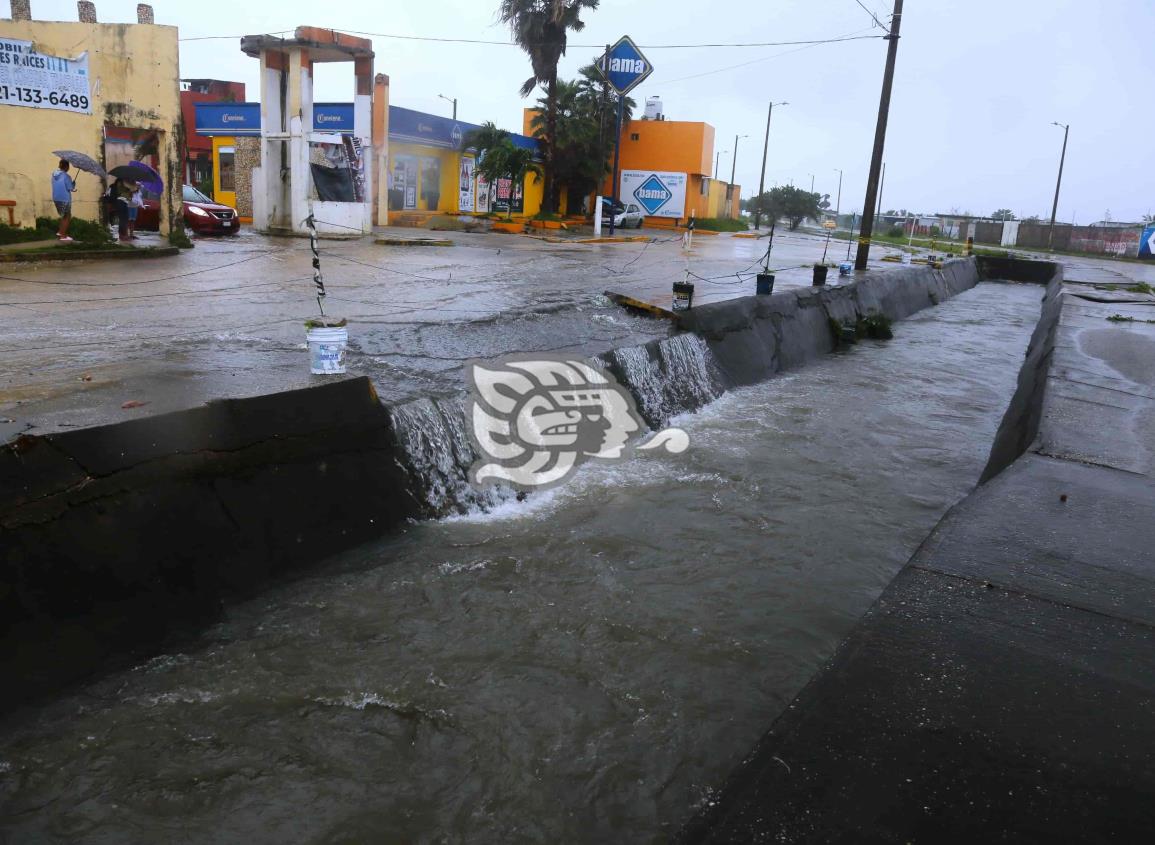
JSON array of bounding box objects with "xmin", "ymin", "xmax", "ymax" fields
[{"xmin": 51, "ymin": 159, "xmax": 77, "ymax": 242}]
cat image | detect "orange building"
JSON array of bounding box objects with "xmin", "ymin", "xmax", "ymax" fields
[{"xmin": 523, "ymin": 107, "xmax": 739, "ymax": 226}]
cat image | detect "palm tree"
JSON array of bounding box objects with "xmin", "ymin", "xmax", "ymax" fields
[
  {"xmin": 498, "ymin": 0, "xmax": 600, "ymax": 214},
  {"xmin": 528, "ymin": 70, "xmax": 634, "ymax": 210},
  {"xmin": 472, "ymin": 138, "xmax": 542, "ymax": 220}
]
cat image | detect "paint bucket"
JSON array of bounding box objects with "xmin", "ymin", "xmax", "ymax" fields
[
  {"xmin": 306, "ymin": 325, "xmax": 348, "ymax": 375},
  {"xmin": 672, "ymin": 281, "xmax": 695, "ymax": 311},
  {"xmin": 812, "ymin": 265, "xmax": 829, "ymax": 286},
  {"xmin": 756, "ymin": 273, "xmax": 775, "ymax": 295},
  {"xmin": 838, "ymin": 262, "xmax": 852, "ymax": 276}
]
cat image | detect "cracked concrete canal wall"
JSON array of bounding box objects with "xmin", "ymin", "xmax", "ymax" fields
[
  {"xmin": 0, "ymin": 378, "xmax": 420, "ymax": 712},
  {"xmin": 674, "ymin": 259, "xmax": 981, "ymax": 388},
  {"xmin": 1, "ymin": 258, "xmax": 995, "ymax": 710}
]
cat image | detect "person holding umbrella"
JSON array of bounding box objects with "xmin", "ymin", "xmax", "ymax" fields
[
  {"xmin": 52, "ymin": 150, "xmax": 109, "ymax": 241},
  {"xmin": 51, "ymin": 159, "xmax": 77, "ymax": 242}
]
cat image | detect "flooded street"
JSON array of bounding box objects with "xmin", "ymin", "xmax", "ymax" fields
[{"xmin": 0, "ymin": 283, "xmax": 1043, "ymax": 843}]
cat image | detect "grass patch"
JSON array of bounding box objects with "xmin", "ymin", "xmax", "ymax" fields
[
  {"xmin": 1133, "ymin": 282, "xmax": 1153, "ymax": 295},
  {"xmin": 694, "ymin": 217, "xmax": 749, "ymax": 233},
  {"xmin": 1, "ymin": 216, "xmax": 112, "ymax": 246},
  {"xmin": 168, "ymin": 226, "xmax": 194, "ymax": 249},
  {"xmin": 857, "ymin": 313, "xmax": 894, "ymax": 340},
  {"xmin": 1107, "ymin": 314, "xmax": 1155, "ymax": 324}
]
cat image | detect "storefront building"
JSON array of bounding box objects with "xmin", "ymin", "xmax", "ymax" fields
[
  {"xmin": 195, "ymin": 100, "xmax": 541, "ymax": 223},
  {"xmin": 179, "ymin": 79, "xmax": 246, "ymax": 197},
  {"xmin": 576, "ymin": 113, "xmax": 740, "ymax": 226},
  {"xmin": 0, "ymin": 2, "xmax": 184, "ymax": 233}
]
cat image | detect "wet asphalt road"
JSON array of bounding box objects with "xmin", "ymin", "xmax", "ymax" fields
[{"xmin": 0, "ymin": 226, "xmax": 886, "ymax": 435}]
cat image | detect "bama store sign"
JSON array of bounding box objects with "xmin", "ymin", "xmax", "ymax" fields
[{"xmin": 620, "ymin": 170, "xmax": 687, "ymax": 219}]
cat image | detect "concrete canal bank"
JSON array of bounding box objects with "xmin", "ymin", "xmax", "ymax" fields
[
  {"xmin": 0, "ymin": 259, "xmax": 995, "ymax": 711},
  {"xmin": 678, "ymin": 264, "xmax": 1155, "ymax": 841}
]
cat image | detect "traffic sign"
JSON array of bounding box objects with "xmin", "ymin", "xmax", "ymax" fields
[
  {"xmin": 599, "ymin": 36, "xmax": 653, "ymax": 96},
  {"xmin": 1140, "ymin": 225, "xmax": 1155, "ymax": 260}
]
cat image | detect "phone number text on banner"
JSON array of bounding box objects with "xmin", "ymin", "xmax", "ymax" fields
[{"xmin": 0, "ymin": 38, "xmax": 92, "ymax": 114}]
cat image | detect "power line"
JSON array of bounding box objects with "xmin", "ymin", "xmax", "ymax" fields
[
  {"xmin": 656, "ymin": 30, "xmax": 880, "ymax": 86},
  {"xmin": 179, "ymin": 29, "xmax": 882, "ymax": 50},
  {"xmin": 854, "ymin": 0, "xmax": 890, "ymax": 32}
]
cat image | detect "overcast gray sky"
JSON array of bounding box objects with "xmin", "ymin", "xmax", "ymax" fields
[{"xmin": 14, "ymin": 0, "xmax": 1155, "ymax": 222}]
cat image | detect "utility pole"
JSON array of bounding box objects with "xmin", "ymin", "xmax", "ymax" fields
[
  {"xmin": 728, "ymin": 134, "xmax": 747, "ymax": 217},
  {"xmin": 854, "ymin": 0, "xmax": 904, "ymax": 270},
  {"xmin": 1048, "ymin": 122, "xmax": 1069, "ymax": 250},
  {"xmin": 876, "ymin": 161, "xmax": 886, "ymax": 220},
  {"xmin": 753, "ymin": 101, "xmax": 788, "ymax": 230},
  {"xmin": 808, "ymin": 173, "xmax": 815, "ymax": 193}
]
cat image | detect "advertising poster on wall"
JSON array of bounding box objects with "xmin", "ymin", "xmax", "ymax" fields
[
  {"xmin": 459, "ymin": 156, "xmax": 475, "ymax": 213},
  {"xmin": 476, "ymin": 174, "xmax": 490, "ymax": 213},
  {"xmin": 0, "ymin": 37, "xmax": 91, "ymax": 114},
  {"xmin": 619, "ymin": 170, "xmax": 688, "ymax": 219},
  {"xmin": 493, "ymin": 177, "xmax": 523, "ymax": 214}
]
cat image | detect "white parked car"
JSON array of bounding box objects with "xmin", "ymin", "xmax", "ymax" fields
[{"xmin": 600, "ymin": 199, "xmax": 645, "ymax": 229}]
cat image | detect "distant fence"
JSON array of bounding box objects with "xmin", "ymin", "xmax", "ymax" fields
[{"xmin": 971, "ymin": 221, "xmax": 1145, "ymax": 258}]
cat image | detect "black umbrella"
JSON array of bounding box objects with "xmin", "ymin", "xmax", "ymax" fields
[
  {"xmin": 53, "ymin": 150, "xmax": 107, "ymax": 178},
  {"xmin": 108, "ymin": 165, "xmax": 145, "ymax": 182}
]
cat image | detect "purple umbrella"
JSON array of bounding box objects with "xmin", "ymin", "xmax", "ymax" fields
[{"xmin": 126, "ymin": 160, "xmax": 164, "ymax": 194}]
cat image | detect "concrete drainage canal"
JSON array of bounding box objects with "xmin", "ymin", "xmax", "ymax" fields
[{"xmin": 1, "ymin": 260, "xmax": 1055, "ymax": 842}]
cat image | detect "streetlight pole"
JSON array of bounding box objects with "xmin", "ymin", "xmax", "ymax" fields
[
  {"xmin": 1048, "ymin": 122, "xmax": 1069, "ymax": 250},
  {"xmin": 753, "ymin": 101, "xmax": 788, "ymax": 230},
  {"xmin": 728, "ymin": 134, "xmax": 747, "ymax": 218},
  {"xmin": 854, "ymin": 0, "xmax": 905, "ymax": 270},
  {"xmin": 438, "ymin": 94, "xmax": 457, "ymax": 120},
  {"xmin": 808, "ymin": 173, "xmax": 815, "ymax": 193},
  {"xmin": 834, "ymin": 167, "xmax": 843, "ymax": 224}
]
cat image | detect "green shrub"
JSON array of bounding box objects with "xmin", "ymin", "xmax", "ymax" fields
[
  {"xmin": 857, "ymin": 313, "xmax": 894, "ymax": 340},
  {"xmin": 168, "ymin": 225, "xmax": 194, "ymax": 249},
  {"xmin": 0, "ymin": 222, "xmax": 47, "ymax": 245},
  {"xmin": 694, "ymin": 217, "xmax": 749, "ymax": 232},
  {"xmin": 886, "ymin": 225, "xmax": 905, "ymax": 238},
  {"xmin": 36, "ymin": 216, "xmax": 112, "ymax": 244}
]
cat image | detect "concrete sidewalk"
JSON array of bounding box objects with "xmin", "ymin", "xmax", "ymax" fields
[{"xmin": 677, "ymin": 276, "xmax": 1155, "ymax": 841}]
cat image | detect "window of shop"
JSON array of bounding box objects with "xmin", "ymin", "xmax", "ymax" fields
[
  {"xmin": 218, "ymin": 147, "xmax": 235, "ymax": 192},
  {"xmin": 390, "ymin": 155, "xmax": 419, "ymax": 211},
  {"xmin": 421, "ymin": 157, "xmax": 441, "ymax": 211}
]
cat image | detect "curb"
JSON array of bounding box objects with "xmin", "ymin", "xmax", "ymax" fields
[{"xmin": 0, "ymin": 246, "xmax": 181, "ymax": 263}]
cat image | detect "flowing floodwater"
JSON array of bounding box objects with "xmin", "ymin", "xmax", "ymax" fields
[{"xmin": 0, "ymin": 283, "xmax": 1043, "ymax": 843}]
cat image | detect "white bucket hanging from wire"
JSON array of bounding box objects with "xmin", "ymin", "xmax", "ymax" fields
[{"xmin": 303, "ymin": 212, "xmax": 348, "ymax": 375}]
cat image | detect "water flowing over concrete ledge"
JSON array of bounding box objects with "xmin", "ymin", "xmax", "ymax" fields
[
  {"xmin": 1, "ymin": 258, "xmax": 999, "ymax": 712},
  {"xmin": 677, "ymin": 258, "xmax": 1155, "ymax": 842}
]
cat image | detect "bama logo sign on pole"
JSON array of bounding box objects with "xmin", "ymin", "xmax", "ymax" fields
[
  {"xmin": 620, "ymin": 171, "xmax": 687, "ymax": 219},
  {"xmin": 599, "ymin": 36, "xmax": 653, "ymax": 96},
  {"xmin": 1141, "ymin": 225, "xmax": 1155, "ymax": 260}
]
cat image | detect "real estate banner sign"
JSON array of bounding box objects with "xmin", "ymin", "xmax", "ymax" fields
[
  {"xmin": 0, "ymin": 38, "xmax": 92, "ymax": 114},
  {"xmin": 620, "ymin": 170, "xmax": 687, "ymax": 219}
]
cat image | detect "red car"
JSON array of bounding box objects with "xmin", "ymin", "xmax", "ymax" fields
[{"xmin": 135, "ymin": 185, "xmax": 240, "ymax": 235}]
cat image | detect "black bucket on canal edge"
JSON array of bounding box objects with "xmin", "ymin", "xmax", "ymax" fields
[
  {"xmin": 812, "ymin": 265, "xmax": 829, "ymax": 286},
  {"xmin": 673, "ymin": 280, "xmax": 695, "ymax": 311},
  {"xmin": 756, "ymin": 273, "xmax": 775, "ymax": 295}
]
